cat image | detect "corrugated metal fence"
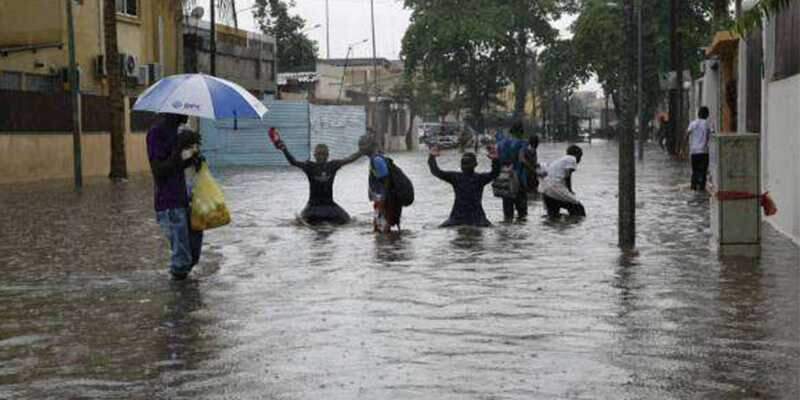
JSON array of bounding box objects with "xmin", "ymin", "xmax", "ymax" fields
[
  {"xmin": 310, "ymin": 104, "xmax": 365, "ymax": 159},
  {"xmin": 201, "ymin": 99, "xmax": 365, "ymax": 166}
]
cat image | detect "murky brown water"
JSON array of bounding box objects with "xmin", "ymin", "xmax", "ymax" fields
[{"xmin": 1, "ymin": 141, "xmax": 798, "ymax": 399}]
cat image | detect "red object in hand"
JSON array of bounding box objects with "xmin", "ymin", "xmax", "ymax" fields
[{"xmin": 268, "ymin": 127, "xmax": 282, "ymax": 146}]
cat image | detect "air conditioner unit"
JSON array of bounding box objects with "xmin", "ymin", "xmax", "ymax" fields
[
  {"xmin": 148, "ymin": 63, "xmax": 163, "ymax": 83},
  {"xmin": 95, "ymin": 55, "xmax": 107, "ymax": 77},
  {"xmin": 119, "ymin": 53, "xmax": 138, "ymax": 78},
  {"xmin": 137, "ymin": 65, "xmax": 150, "ymax": 86}
]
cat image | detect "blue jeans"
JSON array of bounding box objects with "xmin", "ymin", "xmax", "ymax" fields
[{"xmin": 156, "ymin": 208, "xmax": 203, "ymax": 275}]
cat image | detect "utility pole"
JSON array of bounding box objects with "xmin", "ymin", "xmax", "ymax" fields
[
  {"xmin": 326, "ymin": 0, "xmax": 331, "ymax": 59},
  {"xmin": 66, "ymin": 0, "xmax": 82, "ymax": 190},
  {"xmin": 210, "ymin": 0, "xmax": 217, "ymax": 76},
  {"xmin": 620, "ymin": 0, "xmax": 637, "ymax": 249},
  {"xmin": 637, "ymin": 0, "xmax": 644, "ymax": 161},
  {"xmin": 370, "ymin": 0, "xmax": 378, "ymax": 95},
  {"xmin": 668, "ymin": 0, "xmax": 683, "ymax": 156}
]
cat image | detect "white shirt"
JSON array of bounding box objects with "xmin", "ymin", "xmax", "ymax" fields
[
  {"xmin": 688, "ymin": 119, "xmax": 711, "ymax": 155},
  {"xmin": 545, "ymin": 155, "xmax": 578, "ymax": 182},
  {"xmin": 541, "ymin": 155, "xmax": 580, "ymax": 204}
]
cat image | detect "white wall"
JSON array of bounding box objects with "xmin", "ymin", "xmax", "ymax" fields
[
  {"xmin": 763, "ymin": 75, "xmax": 800, "ymax": 242},
  {"xmin": 701, "ymin": 60, "xmax": 722, "ymax": 131}
]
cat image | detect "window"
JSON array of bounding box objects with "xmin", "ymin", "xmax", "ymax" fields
[
  {"xmin": 25, "ymin": 74, "xmax": 57, "ymax": 92},
  {"xmin": 773, "ymin": 0, "xmax": 800, "ymax": 80},
  {"xmin": 116, "ymin": 0, "xmax": 137, "ymax": 17},
  {"xmin": 0, "ymin": 71, "xmax": 22, "ymax": 90}
]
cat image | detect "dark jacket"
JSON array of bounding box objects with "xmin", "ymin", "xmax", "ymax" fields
[{"xmin": 429, "ymin": 155, "xmax": 501, "ymax": 227}]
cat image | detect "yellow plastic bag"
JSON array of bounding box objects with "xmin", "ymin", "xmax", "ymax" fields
[{"xmin": 190, "ymin": 162, "xmax": 231, "ymax": 231}]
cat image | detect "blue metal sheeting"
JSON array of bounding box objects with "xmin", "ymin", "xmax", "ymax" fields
[
  {"xmin": 200, "ymin": 99, "xmax": 367, "ymax": 167},
  {"xmin": 201, "ymin": 99, "xmax": 310, "ymax": 167},
  {"xmin": 309, "ymin": 104, "xmax": 365, "ymax": 160}
]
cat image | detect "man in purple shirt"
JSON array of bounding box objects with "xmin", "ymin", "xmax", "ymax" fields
[{"xmin": 146, "ymin": 113, "xmax": 203, "ymax": 280}]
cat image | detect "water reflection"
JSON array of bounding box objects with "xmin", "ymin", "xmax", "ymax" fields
[{"xmin": 1, "ymin": 142, "xmax": 798, "ymax": 399}]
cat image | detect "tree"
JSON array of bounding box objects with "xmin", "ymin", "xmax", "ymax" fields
[
  {"xmin": 401, "ymin": 0, "xmax": 574, "ymax": 132},
  {"xmin": 254, "ymin": 0, "xmax": 318, "ymax": 72},
  {"xmin": 536, "ymin": 39, "xmax": 588, "ymax": 140},
  {"xmin": 736, "ymin": 0, "xmax": 797, "ymax": 33},
  {"xmin": 105, "ymin": 0, "xmax": 126, "ymax": 181}
]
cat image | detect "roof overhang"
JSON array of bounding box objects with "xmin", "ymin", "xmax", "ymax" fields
[{"xmin": 706, "ymin": 31, "xmax": 739, "ymax": 57}]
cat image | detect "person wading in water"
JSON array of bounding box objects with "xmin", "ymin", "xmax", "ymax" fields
[
  {"xmin": 273, "ymin": 132, "xmax": 364, "ymax": 225},
  {"xmin": 428, "ymin": 145, "xmax": 500, "ymax": 227}
]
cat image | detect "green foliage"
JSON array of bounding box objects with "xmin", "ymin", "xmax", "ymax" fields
[
  {"xmin": 735, "ymin": 0, "xmax": 797, "ymax": 34},
  {"xmin": 253, "ymin": 0, "xmax": 318, "ymax": 71},
  {"xmin": 401, "ymin": 0, "xmax": 574, "ymax": 129}
]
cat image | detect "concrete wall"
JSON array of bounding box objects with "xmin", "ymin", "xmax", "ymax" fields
[
  {"xmin": 762, "ymin": 75, "xmax": 800, "ymax": 242},
  {"xmin": 0, "ymin": 131, "xmax": 151, "ymax": 185}
]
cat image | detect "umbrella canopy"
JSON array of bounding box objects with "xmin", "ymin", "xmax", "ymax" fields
[{"xmin": 133, "ymin": 74, "xmax": 268, "ymax": 120}]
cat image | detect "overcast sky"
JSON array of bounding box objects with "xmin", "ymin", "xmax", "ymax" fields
[{"xmin": 196, "ymin": 0, "xmax": 599, "ymax": 91}]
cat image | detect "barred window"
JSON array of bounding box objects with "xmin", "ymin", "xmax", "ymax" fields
[{"xmin": 0, "ymin": 71, "xmax": 22, "ymax": 90}]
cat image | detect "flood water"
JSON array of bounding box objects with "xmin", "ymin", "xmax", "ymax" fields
[{"xmin": 1, "ymin": 141, "xmax": 798, "ymax": 399}]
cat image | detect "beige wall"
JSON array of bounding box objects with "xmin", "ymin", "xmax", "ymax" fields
[
  {"xmin": 0, "ymin": 0, "xmax": 181, "ymax": 95},
  {"xmin": 0, "ymin": 131, "xmax": 151, "ymax": 185}
]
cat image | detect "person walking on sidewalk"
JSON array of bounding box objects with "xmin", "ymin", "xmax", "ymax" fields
[
  {"xmin": 274, "ymin": 137, "xmax": 364, "ymax": 225},
  {"xmin": 685, "ymin": 106, "xmax": 713, "ymax": 191},
  {"xmin": 428, "ymin": 145, "xmax": 501, "ymax": 227},
  {"xmin": 147, "ymin": 113, "xmax": 204, "ymax": 281}
]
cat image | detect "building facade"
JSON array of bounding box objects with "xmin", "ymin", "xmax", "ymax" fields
[
  {"xmin": 0, "ymin": 0, "xmax": 184, "ymax": 184},
  {"xmin": 0, "ymin": 0, "xmax": 183, "ymax": 95},
  {"xmin": 183, "ymin": 20, "xmax": 277, "ymax": 97}
]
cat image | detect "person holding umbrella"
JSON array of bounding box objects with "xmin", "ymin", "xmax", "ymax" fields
[
  {"xmin": 134, "ymin": 74, "xmax": 269, "ymax": 280},
  {"xmin": 147, "ymin": 113, "xmax": 203, "ymax": 280}
]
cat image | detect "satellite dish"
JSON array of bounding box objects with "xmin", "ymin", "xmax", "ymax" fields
[{"xmin": 190, "ymin": 6, "xmax": 205, "ymax": 20}]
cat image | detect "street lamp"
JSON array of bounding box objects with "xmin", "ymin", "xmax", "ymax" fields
[
  {"xmin": 301, "ymin": 24, "xmax": 322, "ymax": 34},
  {"xmin": 338, "ymin": 39, "xmax": 369, "ymax": 102}
]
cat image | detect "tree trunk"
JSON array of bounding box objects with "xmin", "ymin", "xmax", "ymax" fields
[
  {"xmin": 619, "ymin": 0, "xmax": 637, "ymax": 249},
  {"xmin": 105, "ymin": 0, "xmax": 127, "ymax": 180},
  {"xmin": 667, "ymin": 0, "xmax": 683, "ymax": 156},
  {"xmin": 512, "ymin": 34, "xmax": 529, "ymax": 126}
]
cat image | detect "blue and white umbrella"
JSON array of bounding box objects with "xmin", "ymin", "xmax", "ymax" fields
[{"xmin": 133, "ymin": 74, "xmax": 268, "ymax": 120}]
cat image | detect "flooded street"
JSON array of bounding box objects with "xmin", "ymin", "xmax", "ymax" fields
[{"xmin": 1, "ymin": 141, "xmax": 798, "ymax": 399}]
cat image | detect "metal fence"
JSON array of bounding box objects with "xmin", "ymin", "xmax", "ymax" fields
[
  {"xmin": 0, "ymin": 90, "xmax": 147, "ymax": 133},
  {"xmin": 200, "ymin": 99, "xmax": 366, "ymax": 167}
]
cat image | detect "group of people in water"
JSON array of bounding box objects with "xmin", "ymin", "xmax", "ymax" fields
[
  {"xmin": 274, "ymin": 123, "xmax": 586, "ymax": 232},
  {"xmin": 147, "ymin": 115, "xmax": 586, "ymax": 280}
]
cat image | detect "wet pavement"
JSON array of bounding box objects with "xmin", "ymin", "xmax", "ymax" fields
[{"xmin": 1, "ymin": 140, "xmax": 799, "ymax": 399}]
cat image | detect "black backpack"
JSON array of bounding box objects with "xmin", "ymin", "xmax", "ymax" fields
[{"xmin": 385, "ymin": 157, "xmax": 415, "ymax": 207}]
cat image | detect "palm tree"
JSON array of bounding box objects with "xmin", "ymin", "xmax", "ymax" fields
[{"xmin": 736, "ymin": 0, "xmax": 797, "ymax": 33}]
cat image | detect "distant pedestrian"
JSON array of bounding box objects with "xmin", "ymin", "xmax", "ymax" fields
[
  {"xmin": 685, "ymin": 106, "xmax": 712, "ymax": 191},
  {"xmin": 493, "ymin": 123, "xmax": 534, "ymax": 222},
  {"xmin": 657, "ymin": 113, "xmax": 669, "ymax": 151},
  {"xmin": 523, "ymin": 134, "xmax": 541, "ymax": 194},
  {"xmin": 428, "ymin": 145, "xmax": 500, "ymax": 227},
  {"xmin": 541, "ymin": 145, "xmax": 586, "ymax": 218},
  {"xmin": 146, "ymin": 113, "xmax": 204, "ymax": 280}
]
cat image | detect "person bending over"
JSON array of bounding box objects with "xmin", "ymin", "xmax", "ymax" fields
[
  {"xmin": 428, "ymin": 146, "xmax": 500, "ymax": 227},
  {"xmin": 541, "ymin": 145, "xmax": 586, "ymax": 218},
  {"xmin": 276, "ymin": 140, "xmax": 364, "ymax": 225}
]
